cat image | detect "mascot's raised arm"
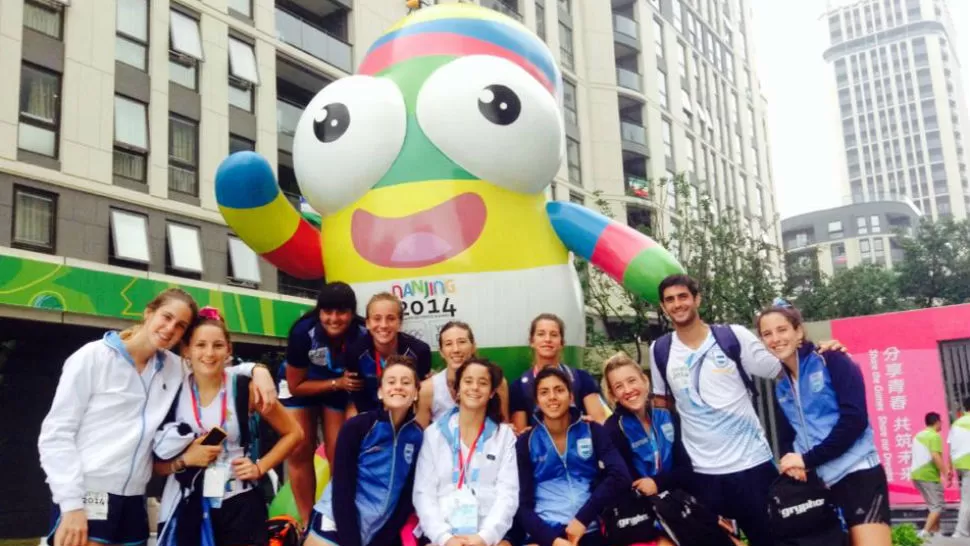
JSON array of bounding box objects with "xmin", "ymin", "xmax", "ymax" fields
[{"xmin": 215, "ymin": 3, "xmax": 683, "ymax": 375}]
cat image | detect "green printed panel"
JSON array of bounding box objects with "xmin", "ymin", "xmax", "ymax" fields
[{"xmin": 0, "ymin": 256, "xmax": 309, "ymax": 338}]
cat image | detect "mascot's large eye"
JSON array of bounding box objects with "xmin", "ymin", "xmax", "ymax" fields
[
  {"xmin": 416, "ymin": 56, "xmax": 564, "ymax": 194},
  {"xmin": 293, "ymin": 76, "xmax": 406, "ymax": 214}
]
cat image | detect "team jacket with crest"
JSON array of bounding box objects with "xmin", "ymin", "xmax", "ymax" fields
[
  {"xmin": 516, "ymin": 408, "xmax": 631, "ymax": 546},
  {"xmin": 774, "ymin": 342, "xmax": 879, "ymax": 486},
  {"xmin": 314, "ymin": 409, "xmax": 424, "ymax": 546},
  {"xmin": 604, "ymin": 404, "xmax": 693, "ymax": 492}
]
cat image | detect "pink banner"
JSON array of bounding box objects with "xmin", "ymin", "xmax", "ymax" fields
[{"xmin": 830, "ymin": 305, "xmax": 970, "ymax": 506}]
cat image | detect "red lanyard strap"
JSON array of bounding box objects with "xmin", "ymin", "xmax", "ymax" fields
[
  {"xmin": 373, "ymin": 349, "xmax": 386, "ymax": 379},
  {"xmin": 189, "ymin": 373, "xmax": 227, "ymax": 432},
  {"xmin": 456, "ymin": 420, "xmax": 486, "ymax": 489}
]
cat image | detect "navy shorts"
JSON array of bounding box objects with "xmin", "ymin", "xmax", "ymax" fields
[
  {"xmin": 280, "ymin": 377, "xmax": 348, "ymax": 411},
  {"xmin": 47, "ymin": 494, "xmax": 148, "ymax": 546},
  {"xmin": 308, "ymin": 510, "xmax": 339, "ymax": 543}
]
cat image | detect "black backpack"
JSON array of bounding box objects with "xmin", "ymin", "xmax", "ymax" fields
[
  {"xmin": 649, "ymin": 489, "xmax": 738, "ymax": 546},
  {"xmin": 653, "ymin": 324, "xmax": 763, "ymax": 411},
  {"xmin": 601, "ymin": 490, "xmax": 663, "ymax": 545},
  {"xmin": 767, "ymin": 474, "xmax": 848, "ymax": 546}
]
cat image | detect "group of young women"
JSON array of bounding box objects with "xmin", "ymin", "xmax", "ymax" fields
[{"xmin": 38, "ymin": 279, "xmax": 887, "ymax": 546}]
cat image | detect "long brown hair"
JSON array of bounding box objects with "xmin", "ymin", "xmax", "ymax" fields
[
  {"xmin": 455, "ymin": 357, "xmax": 505, "ymax": 423},
  {"xmin": 120, "ymin": 288, "xmax": 199, "ymax": 342}
]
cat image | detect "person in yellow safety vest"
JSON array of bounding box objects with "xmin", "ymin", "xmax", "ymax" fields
[{"xmin": 948, "ymin": 397, "xmax": 970, "ymax": 539}]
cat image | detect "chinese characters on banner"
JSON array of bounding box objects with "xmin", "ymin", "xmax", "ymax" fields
[{"xmin": 831, "ymin": 308, "xmax": 964, "ymax": 506}]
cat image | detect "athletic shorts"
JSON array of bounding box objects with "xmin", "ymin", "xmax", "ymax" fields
[
  {"xmin": 158, "ymin": 489, "xmax": 268, "ymax": 546},
  {"xmin": 47, "ymin": 494, "xmax": 148, "ymax": 546},
  {"xmin": 913, "ymin": 479, "xmax": 945, "ymax": 512},
  {"xmin": 280, "ymin": 377, "xmax": 348, "ymax": 411},
  {"xmin": 830, "ymin": 465, "xmax": 892, "ymax": 527},
  {"xmin": 308, "ymin": 510, "xmax": 339, "ymax": 544}
]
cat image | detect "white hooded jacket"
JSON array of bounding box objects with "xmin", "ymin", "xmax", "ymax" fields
[{"xmin": 37, "ymin": 332, "xmax": 254, "ymax": 512}]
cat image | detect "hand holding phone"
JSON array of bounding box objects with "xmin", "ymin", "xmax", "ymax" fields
[{"xmin": 201, "ymin": 426, "xmax": 227, "ymax": 446}]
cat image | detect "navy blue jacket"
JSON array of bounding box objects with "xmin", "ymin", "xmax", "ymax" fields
[
  {"xmin": 286, "ymin": 314, "xmax": 367, "ymax": 380},
  {"xmin": 344, "ymin": 332, "xmax": 432, "ymax": 413},
  {"xmin": 313, "ymin": 409, "xmax": 424, "ymax": 546},
  {"xmin": 515, "ymin": 409, "xmax": 630, "ymax": 546},
  {"xmin": 604, "ymin": 405, "xmax": 692, "ymax": 493},
  {"xmin": 774, "ymin": 343, "xmax": 878, "ymax": 485}
]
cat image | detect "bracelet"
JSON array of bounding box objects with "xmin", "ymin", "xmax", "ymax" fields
[
  {"xmin": 172, "ymin": 457, "xmax": 186, "ymax": 474},
  {"xmin": 331, "ymin": 379, "xmax": 337, "ymax": 392}
]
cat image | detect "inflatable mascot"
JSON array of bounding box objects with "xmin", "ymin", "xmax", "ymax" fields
[{"xmin": 215, "ymin": 3, "xmax": 683, "ymax": 376}]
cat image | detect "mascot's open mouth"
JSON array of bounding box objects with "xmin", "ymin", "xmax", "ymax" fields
[{"xmin": 350, "ymin": 192, "xmax": 487, "ymax": 268}]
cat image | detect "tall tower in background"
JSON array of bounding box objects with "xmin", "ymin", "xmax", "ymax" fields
[{"xmin": 823, "ymin": 0, "xmax": 970, "ymax": 219}]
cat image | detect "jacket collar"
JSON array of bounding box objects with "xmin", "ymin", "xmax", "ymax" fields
[
  {"xmin": 533, "ymin": 405, "xmax": 583, "ymax": 426},
  {"xmin": 436, "ymin": 406, "xmax": 499, "ymax": 445},
  {"xmin": 103, "ymin": 331, "xmax": 164, "ymax": 371}
]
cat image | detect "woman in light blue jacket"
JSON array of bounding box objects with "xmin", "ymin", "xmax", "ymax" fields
[{"xmin": 757, "ymin": 303, "xmax": 891, "ymax": 546}]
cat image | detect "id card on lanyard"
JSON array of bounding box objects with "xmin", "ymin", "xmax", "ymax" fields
[
  {"xmin": 191, "ymin": 374, "xmax": 230, "ymax": 507},
  {"xmin": 448, "ymin": 420, "xmax": 485, "ymax": 535}
]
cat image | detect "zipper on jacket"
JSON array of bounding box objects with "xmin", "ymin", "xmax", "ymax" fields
[
  {"xmin": 373, "ymin": 416, "xmax": 417, "ymax": 541},
  {"xmin": 541, "ymin": 419, "xmax": 583, "ymax": 509},
  {"xmin": 787, "ymin": 356, "xmax": 813, "ymax": 451},
  {"xmin": 121, "ymin": 362, "xmax": 159, "ymax": 495}
]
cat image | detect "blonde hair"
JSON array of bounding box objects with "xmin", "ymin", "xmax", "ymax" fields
[
  {"xmin": 366, "ymin": 292, "xmax": 403, "ymax": 319},
  {"xmin": 119, "ymin": 288, "xmax": 199, "ymax": 341},
  {"xmin": 601, "ymin": 352, "xmax": 650, "ymax": 407}
]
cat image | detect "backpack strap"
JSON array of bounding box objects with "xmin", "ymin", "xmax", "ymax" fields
[
  {"xmin": 710, "ymin": 324, "xmax": 759, "ymax": 406},
  {"xmin": 234, "ymin": 374, "xmax": 253, "ymax": 452},
  {"xmin": 652, "ymin": 333, "xmax": 674, "ymax": 401}
]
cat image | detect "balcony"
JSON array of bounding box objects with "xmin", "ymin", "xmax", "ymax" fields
[
  {"xmin": 616, "ymin": 67, "xmax": 642, "ymax": 92},
  {"xmin": 625, "ymin": 176, "xmax": 651, "ymax": 200},
  {"xmin": 613, "ymin": 14, "xmax": 639, "ymax": 58},
  {"xmin": 620, "ymin": 121, "xmax": 646, "ymax": 145},
  {"xmin": 275, "ymin": 7, "xmax": 352, "ymax": 72},
  {"xmin": 277, "ymin": 99, "xmax": 304, "ymax": 152},
  {"xmin": 481, "ymin": 0, "xmax": 522, "ymax": 21}
]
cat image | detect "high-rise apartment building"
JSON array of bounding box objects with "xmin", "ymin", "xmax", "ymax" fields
[
  {"xmin": 0, "ymin": 0, "xmax": 779, "ymax": 533},
  {"xmin": 824, "ymin": 0, "xmax": 970, "ymax": 219}
]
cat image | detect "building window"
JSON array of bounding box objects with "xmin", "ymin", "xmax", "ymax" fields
[
  {"xmin": 228, "ymin": 236, "xmax": 261, "ymax": 284},
  {"xmin": 169, "ymin": 114, "xmax": 199, "ymax": 196},
  {"xmin": 278, "ymin": 271, "xmax": 319, "ymax": 299},
  {"xmin": 873, "ymin": 237, "xmax": 885, "ymax": 256},
  {"xmin": 569, "ymin": 191, "xmax": 584, "ymax": 205},
  {"xmin": 563, "ymin": 79, "xmax": 578, "ymax": 126},
  {"xmin": 678, "ymin": 42, "xmax": 688, "ymax": 79},
  {"xmin": 113, "ymin": 95, "xmax": 149, "ymax": 182},
  {"xmin": 856, "ymin": 215, "xmax": 868, "ymax": 235},
  {"xmin": 662, "ymin": 118, "xmax": 673, "ymax": 160},
  {"xmin": 831, "ymin": 242, "xmax": 847, "ymax": 269},
  {"xmin": 827, "ymin": 220, "xmax": 843, "ymax": 236},
  {"xmin": 559, "ymin": 0, "xmax": 571, "ymax": 14},
  {"xmin": 19, "ymin": 64, "xmax": 61, "ymax": 158},
  {"xmin": 229, "ymin": 134, "xmax": 255, "ymax": 154},
  {"xmin": 870, "ymin": 214, "xmax": 881, "ymax": 233},
  {"xmin": 166, "ymin": 222, "xmax": 203, "ymax": 275},
  {"xmin": 672, "ymin": 0, "xmax": 683, "ymax": 32},
  {"xmin": 24, "ymin": 0, "xmax": 63, "ymax": 39},
  {"xmin": 567, "ymin": 137, "xmax": 582, "ymax": 184},
  {"xmin": 12, "ymin": 186, "xmax": 56, "ymax": 252},
  {"xmin": 228, "ymin": 0, "xmax": 252, "ymax": 18},
  {"xmin": 110, "ymin": 209, "xmax": 150, "ymax": 264},
  {"xmin": 653, "ymin": 19, "xmax": 664, "ymax": 58},
  {"xmin": 116, "ymin": 0, "xmax": 149, "ymax": 71},
  {"xmin": 536, "ymin": 3, "xmax": 546, "ymax": 41},
  {"xmin": 228, "ymin": 37, "xmax": 260, "ymax": 112},
  {"xmin": 860, "ymin": 238, "xmax": 871, "ymax": 261},
  {"xmin": 685, "ymin": 136, "xmax": 695, "ymax": 176},
  {"xmin": 665, "ymin": 170, "xmax": 677, "ymax": 211},
  {"xmin": 559, "ymin": 23, "xmax": 574, "ymax": 70},
  {"xmin": 169, "ymin": 9, "xmax": 204, "ymax": 90},
  {"xmin": 658, "ymin": 69, "xmax": 668, "ymax": 109}
]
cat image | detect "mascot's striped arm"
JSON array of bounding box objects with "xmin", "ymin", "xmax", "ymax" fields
[
  {"xmin": 215, "ymin": 151, "xmax": 325, "ymax": 280},
  {"xmin": 546, "ymin": 201, "xmax": 684, "ymax": 306}
]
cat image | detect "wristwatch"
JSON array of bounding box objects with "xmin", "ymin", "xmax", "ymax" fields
[{"xmin": 172, "ymin": 457, "xmax": 187, "ymax": 474}]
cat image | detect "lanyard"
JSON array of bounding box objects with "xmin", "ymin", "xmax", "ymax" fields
[
  {"xmin": 373, "ymin": 349, "xmax": 386, "ymax": 379},
  {"xmin": 189, "ymin": 373, "xmax": 227, "ymax": 433},
  {"xmin": 646, "ymin": 425, "xmax": 662, "ymax": 473},
  {"xmin": 456, "ymin": 420, "xmax": 486, "ymax": 489}
]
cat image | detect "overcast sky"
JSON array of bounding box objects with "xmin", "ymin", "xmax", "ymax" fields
[{"xmin": 748, "ymin": 0, "xmax": 970, "ymax": 219}]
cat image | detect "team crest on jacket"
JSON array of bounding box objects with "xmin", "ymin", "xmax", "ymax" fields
[
  {"xmin": 404, "ymin": 443, "xmax": 415, "ymax": 465},
  {"xmin": 577, "ymin": 438, "xmax": 593, "ymax": 460},
  {"xmin": 661, "ymin": 422, "xmax": 675, "ymax": 442}
]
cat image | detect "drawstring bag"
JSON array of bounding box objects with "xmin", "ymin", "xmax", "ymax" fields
[
  {"xmin": 649, "ymin": 489, "xmax": 738, "ymax": 546},
  {"xmin": 601, "ymin": 490, "xmax": 663, "ymax": 545}
]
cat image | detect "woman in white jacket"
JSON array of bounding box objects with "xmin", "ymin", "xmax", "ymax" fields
[
  {"xmin": 413, "ymin": 357, "xmax": 519, "ymax": 546},
  {"xmin": 37, "ymin": 288, "xmax": 277, "ymax": 546}
]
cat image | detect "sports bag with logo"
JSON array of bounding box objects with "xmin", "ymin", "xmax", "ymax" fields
[
  {"xmin": 767, "ymin": 474, "xmax": 848, "ymax": 546},
  {"xmin": 601, "ymin": 490, "xmax": 663, "ymax": 545},
  {"xmin": 649, "ymin": 489, "xmax": 738, "ymax": 546}
]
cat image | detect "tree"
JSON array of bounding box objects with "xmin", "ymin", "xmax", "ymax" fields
[
  {"xmin": 824, "ymin": 264, "xmax": 907, "ymax": 318},
  {"xmin": 579, "ymin": 173, "xmax": 783, "ymax": 374},
  {"xmin": 895, "ymin": 217, "xmax": 970, "ymax": 306}
]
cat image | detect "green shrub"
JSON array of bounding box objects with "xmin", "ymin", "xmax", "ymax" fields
[{"xmin": 891, "ymin": 523, "xmax": 924, "ymax": 546}]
